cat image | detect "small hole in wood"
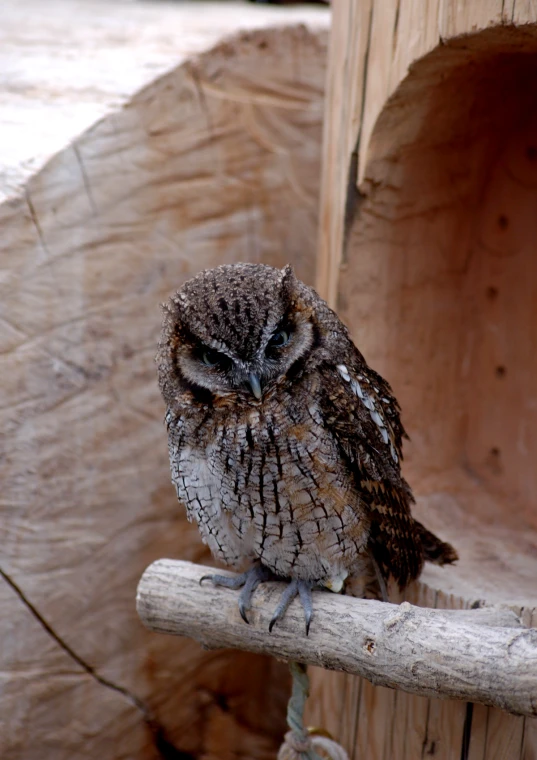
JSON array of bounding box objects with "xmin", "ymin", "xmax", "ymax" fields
[
  {"xmin": 486, "ymin": 286, "xmax": 498, "ymax": 301},
  {"xmin": 487, "ymin": 447, "xmax": 502, "ymax": 475},
  {"xmin": 497, "ymin": 214, "xmax": 509, "ymax": 230},
  {"xmin": 526, "ymin": 145, "xmax": 537, "ymax": 161},
  {"xmin": 214, "ymin": 693, "xmax": 230, "ymax": 713},
  {"xmin": 496, "ymin": 365, "xmax": 506, "ymax": 378}
]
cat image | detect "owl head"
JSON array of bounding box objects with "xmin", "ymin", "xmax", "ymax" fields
[{"xmin": 157, "ymin": 263, "xmax": 338, "ymax": 406}]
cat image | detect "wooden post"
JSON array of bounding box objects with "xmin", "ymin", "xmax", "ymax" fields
[{"xmin": 313, "ymin": 2, "xmax": 537, "ymax": 757}]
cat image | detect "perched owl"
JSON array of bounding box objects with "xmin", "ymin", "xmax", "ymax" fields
[{"xmin": 157, "ymin": 263, "xmax": 457, "ymax": 633}]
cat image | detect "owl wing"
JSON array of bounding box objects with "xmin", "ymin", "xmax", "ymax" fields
[{"xmin": 319, "ymin": 359, "xmax": 423, "ymax": 589}]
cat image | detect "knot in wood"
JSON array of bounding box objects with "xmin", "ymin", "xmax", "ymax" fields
[{"xmin": 383, "ymin": 601, "xmax": 414, "ymax": 630}]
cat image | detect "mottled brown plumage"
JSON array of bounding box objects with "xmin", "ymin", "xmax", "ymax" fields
[{"xmin": 157, "ymin": 263, "xmax": 457, "ymax": 631}]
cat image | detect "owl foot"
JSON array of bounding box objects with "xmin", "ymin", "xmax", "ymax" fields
[
  {"xmin": 200, "ymin": 564, "xmax": 274, "ymax": 625},
  {"xmin": 269, "ymin": 578, "xmax": 314, "ymax": 636}
]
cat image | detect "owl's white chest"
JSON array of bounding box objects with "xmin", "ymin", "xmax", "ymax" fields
[
  {"xmin": 175, "ymin": 444, "xmax": 221, "ymax": 519},
  {"xmin": 172, "ymin": 442, "xmax": 249, "ymax": 568}
]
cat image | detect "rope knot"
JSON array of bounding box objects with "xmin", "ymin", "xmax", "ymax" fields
[
  {"xmin": 278, "ymin": 729, "xmax": 350, "ymax": 760},
  {"xmin": 277, "ymin": 662, "xmax": 349, "ymax": 760},
  {"xmin": 281, "ymin": 729, "xmax": 312, "ymax": 753}
]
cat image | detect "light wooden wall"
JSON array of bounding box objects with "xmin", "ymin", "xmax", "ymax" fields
[{"xmin": 312, "ymin": 1, "xmax": 537, "ymax": 758}]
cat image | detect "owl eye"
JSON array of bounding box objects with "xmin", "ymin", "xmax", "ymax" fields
[
  {"xmin": 201, "ymin": 348, "xmax": 229, "ymax": 368},
  {"xmin": 267, "ymin": 329, "xmax": 291, "ymax": 350}
]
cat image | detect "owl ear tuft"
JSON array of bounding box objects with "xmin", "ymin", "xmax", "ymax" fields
[{"xmin": 279, "ymin": 264, "xmax": 298, "ymax": 302}]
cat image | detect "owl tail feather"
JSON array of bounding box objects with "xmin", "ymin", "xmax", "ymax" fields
[{"xmin": 414, "ymin": 520, "xmax": 459, "ymax": 566}]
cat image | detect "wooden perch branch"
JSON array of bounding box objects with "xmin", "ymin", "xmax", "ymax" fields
[{"xmin": 137, "ymin": 559, "xmax": 537, "ymax": 717}]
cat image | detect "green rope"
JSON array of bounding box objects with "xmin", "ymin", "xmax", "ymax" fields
[
  {"xmin": 278, "ymin": 662, "xmax": 350, "ymax": 760},
  {"xmin": 284, "ymin": 662, "xmax": 324, "ymax": 760}
]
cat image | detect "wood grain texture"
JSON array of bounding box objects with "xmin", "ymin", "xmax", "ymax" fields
[
  {"xmin": 137, "ymin": 559, "xmax": 537, "ymax": 717},
  {"xmin": 0, "ymin": 0, "xmax": 329, "ymax": 204},
  {"xmin": 0, "ymin": 6, "xmax": 329, "ymax": 758},
  {"xmin": 420, "ymin": 591, "xmax": 467, "ymax": 759},
  {"xmin": 388, "ymin": 582, "xmax": 438, "ymax": 760},
  {"xmin": 315, "ymin": 3, "xmax": 537, "ymax": 758},
  {"xmin": 317, "ymin": 0, "xmax": 537, "ymax": 312},
  {"xmin": 315, "ymin": 0, "xmax": 372, "ymax": 305},
  {"xmin": 305, "ymin": 665, "xmax": 347, "ymax": 741}
]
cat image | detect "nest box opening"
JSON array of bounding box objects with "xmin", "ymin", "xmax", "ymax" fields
[{"xmin": 341, "ymin": 27, "xmax": 537, "ymax": 608}]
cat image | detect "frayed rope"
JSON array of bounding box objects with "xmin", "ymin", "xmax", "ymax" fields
[{"xmin": 277, "ymin": 662, "xmax": 349, "ymax": 760}]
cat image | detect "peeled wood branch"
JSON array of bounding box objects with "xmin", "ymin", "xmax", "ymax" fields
[{"xmin": 137, "ymin": 559, "xmax": 537, "ymax": 718}]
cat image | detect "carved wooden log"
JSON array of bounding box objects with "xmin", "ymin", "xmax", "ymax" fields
[{"xmin": 0, "ymin": 2, "xmax": 329, "ymax": 759}]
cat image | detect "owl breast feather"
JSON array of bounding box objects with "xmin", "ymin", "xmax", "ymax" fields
[{"xmin": 167, "ymin": 399, "xmax": 370, "ymax": 586}]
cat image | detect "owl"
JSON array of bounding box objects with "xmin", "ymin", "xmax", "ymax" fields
[{"xmin": 157, "ymin": 263, "xmax": 457, "ymax": 633}]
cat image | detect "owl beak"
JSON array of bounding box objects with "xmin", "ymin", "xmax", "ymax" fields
[{"xmin": 248, "ymin": 372, "xmax": 262, "ymax": 400}]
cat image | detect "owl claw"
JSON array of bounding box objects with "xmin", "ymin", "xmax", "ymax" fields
[
  {"xmin": 238, "ymin": 601, "xmax": 250, "ymax": 625},
  {"xmin": 299, "ymin": 582, "xmax": 314, "ymax": 636},
  {"xmin": 200, "ymin": 567, "xmax": 314, "ymax": 634},
  {"xmin": 199, "ymin": 572, "xmax": 248, "ymax": 590},
  {"xmin": 269, "ymin": 579, "xmax": 314, "ymax": 636},
  {"xmin": 201, "ymin": 564, "xmax": 274, "ymax": 625},
  {"xmin": 237, "ymin": 564, "xmax": 274, "ymax": 623}
]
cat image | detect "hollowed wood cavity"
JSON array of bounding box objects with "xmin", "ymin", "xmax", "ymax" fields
[{"xmin": 341, "ymin": 29, "xmax": 537, "ymax": 607}]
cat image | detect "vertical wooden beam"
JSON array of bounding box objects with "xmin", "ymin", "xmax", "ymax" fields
[{"xmin": 315, "ymin": 0, "xmax": 372, "ymax": 307}]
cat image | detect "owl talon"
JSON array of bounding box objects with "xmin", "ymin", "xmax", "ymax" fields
[
  {"xmin": 201, "ymin": 565, "xmax": 274, "ymax": 625},
  {"xmin": 299, "ymin": 582, "xmax": 314, "ymax": 636},
  {"xmin": 238, "ymin": 601, "xmax": 250, "ymax": 625},
  {"xmin": 237, "ymin": 564, "xmax": 274, "ymax": 623},
  {"xmin": 269, "ymin": 579, "xmax": 314, "ymax": 635},
  {"xmin": 200, "ymin": 571, "xmax": 249, "ymax": 589}
]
